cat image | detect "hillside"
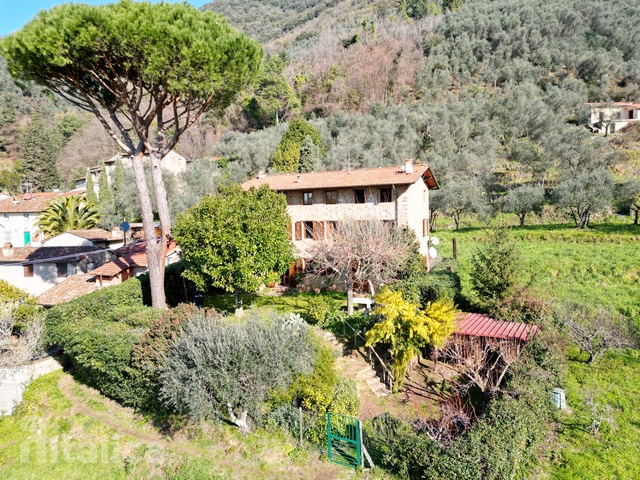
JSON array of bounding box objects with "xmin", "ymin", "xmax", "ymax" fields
[{"xmin": 201, "ymin": 0, "xmax": 385, "ymax": 45}]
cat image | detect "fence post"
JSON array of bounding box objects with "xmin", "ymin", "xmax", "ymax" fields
[
  {"xmin": 453, "ymin": 237, "xmax": 457, "ymax": 260},
  {"xmin": 299, "ymin": 407, "xmax": 303, "ymax": 447}
]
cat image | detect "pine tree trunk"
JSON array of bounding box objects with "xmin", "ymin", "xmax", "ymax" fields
[{"xmin": 131, "ymin": 152, "xmax": 166, "ymax": 309}]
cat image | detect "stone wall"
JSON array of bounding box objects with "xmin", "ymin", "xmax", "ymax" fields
[{"xmin": 0, "ymin": 356, "xmax": 63, "ymax": 415}]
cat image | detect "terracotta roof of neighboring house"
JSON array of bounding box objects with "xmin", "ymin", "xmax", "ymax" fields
[
  {"xmin": 93, "ymin": 241, "xmax": 179, "ymax": 277},
  {"xmin": 66, "ymin": 229, "xmax": 123, "ymax": 242},
  {"xmin": 0, "ymin": 246, "xmax": 102, "ymax": 264},
  {"xmin": 586, "ymin": 102, "xmax": 640, "ymax": 108},
  {"xmin": 454, "ymin": 313, "xmax": 539, "ymax": 342},
  {"xmin": 37, "ymin": 274, "xmax": 100, "ymax": 307},
  {"xmin": 0, "ymin": 191, "xmax": 80, "ymax": 214},
  {"xmin": 241, "ymin": 163, "xmax": 439, "ymax": 191},
  {"xmin": 91, "ymin": 257, "xmax": 134, "ymax": 277}
]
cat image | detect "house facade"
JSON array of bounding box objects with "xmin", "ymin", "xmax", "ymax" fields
[
  {"xmin": 241, "ymin": 160, "xmax": 439, "ymax": 259},
  {"xmin": 587, "ymin": 102, "xmax": 640, "ymax": 134},
  {"xmin": 43, "ymin": 229, "xmax": 125, "ymax": 250},
  {"xmin": 0, "ymin": 245, "xmax": 113, "ymax": 296},
  {"xmin": 0, "ymin": 191, "xmax": 81, "ymax": 248}
]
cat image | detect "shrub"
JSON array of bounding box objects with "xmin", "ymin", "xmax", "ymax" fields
[
  {"xmin": 291, "ymin": 342, "xmax": 338, "ymax": 413},
  {"xmin": 44, "ymin": 278, "xmax": 154, "ymax": 406},
  {"xmin": 394, "ymin": 262, "xmax": 463, "ymax": 309},
  {"xmin": 491, "ymin": 288, "xmax": 551, "ymax": 325},
  {"xmin": 305, "ymin": 295, "xmax": 339, "ymax": 327},
  {"xmin": 328, "ymin": 378, "xmax": 360, "ymax": 416},
  {"xmin": 0, "ymin": 279, "xmax": 42, "ymax": 330},
  {"xmin": 160, "ymin": 311, "xmax": 316, "ymax": 432}
]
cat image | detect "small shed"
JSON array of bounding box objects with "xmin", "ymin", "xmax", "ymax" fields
[{"xmin": 454, "ymin": 313, "xmax": 539, "ymax": 341}]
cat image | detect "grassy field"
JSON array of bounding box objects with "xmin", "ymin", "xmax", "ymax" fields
[
  {"xmin": 204, "ymin": 290, "xmax": 346, "ymax": 315},
  {"xmin": 434, "ymin": 220, "xmax": 640, "ymax": 479},
  {"xmin": 0, "ymin": 371, "xmax": 359, "ymax": 480}
]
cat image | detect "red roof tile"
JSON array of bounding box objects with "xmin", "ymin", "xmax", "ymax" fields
[
  {"xmin": 37, "ymin": 274, "xmax": 100, "ymax": 306},
  {"xmin": 0, "ymin": 191, "xmax": 82, "ymax": 214},
  {"xmin": 0, "ymin": 246, "xmax": 102, "ymax": 263},
  {"xmin": 454, "ymin": 313, "xmax": 538, "ymax": 342},
  {"xmin": 241, "ymin": 163, "xmax": 439, "ymax": 191},
  {"xmin": 66, "ymin": 229, "xmax": 123, "ymax": 242}
]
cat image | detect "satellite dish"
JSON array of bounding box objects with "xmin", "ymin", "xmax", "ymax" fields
[
  {"xmin": 428, "ymin": 247, "xmax": 438, "ymax": 259},
  {"xmin": 119, "ymin": 221, "xmax": 131, "ymax": 232},
  {"xmin": 429, "ymin": 236, "xmax": 440, "ymax": 246}
]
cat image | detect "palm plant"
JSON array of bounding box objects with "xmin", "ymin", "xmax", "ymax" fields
[{"xmin": 36, "ymin": 195, "xmax": 100, "ymax": 237}]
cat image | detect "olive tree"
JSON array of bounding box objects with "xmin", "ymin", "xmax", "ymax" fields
[
  {"xmin": 174, "ymin": 184, "xmax": 294, "ymax": 316},
  {"xmin": 1, "ymin": 2, "xmax": 261, "ymax": 308},
  {"xmin": 160, "ymin": 311, "xmax": 315, "ymax": 432},
  {"xmin": 501, "ymin": 184, "xmax": 545, "ymax": 227}
]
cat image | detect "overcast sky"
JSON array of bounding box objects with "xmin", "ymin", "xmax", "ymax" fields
[{"xmin": 0, "ymin": 1, "xmax": 211, "ymax": 37}]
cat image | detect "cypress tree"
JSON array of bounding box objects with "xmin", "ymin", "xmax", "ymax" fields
[
  {"xmin": 298, "ymin": 135, "xmax": 319, "ymax": 173},
  {"xmin": 85, "ymin": 170, "xmax": 98, "ymax": 204},
  {"xmin": 18, "ymin": 111, "xmax": 62, "ymax": 191},
  {"xmin": 98, "ymin": 164, "xmax": 114, "ymax": 206}
]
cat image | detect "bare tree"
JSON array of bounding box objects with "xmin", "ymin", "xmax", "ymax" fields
[
  {"xmin": 309, "ymin": 220, "xmax": 413, "ymax": 315},
  {"xmin": 559, "ymin": 303, "xmax": 636, "ymax": 364},
  {"xmin": 437, "ymin": 335, "xmax": 526, "ymax": 394},
  {"xmin": 412, "ymin": 387, "xmax": 476, "ymax": 445},
  {"xmin": 0, "ymin": 306, "xmax": 44, "ymax": 382}
]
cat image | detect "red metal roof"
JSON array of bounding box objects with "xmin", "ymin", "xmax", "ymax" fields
[{"xmin": 454, "ymin": 313, "xmax": 538, "ymax": 341}]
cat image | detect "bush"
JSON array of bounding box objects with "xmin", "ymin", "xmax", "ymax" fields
[
  {"xmin": 160, "ymin": 311, "xmax": 316, "ymax": 431},
  {"xmin": 305, "ymin": 295, "xmax": 339, "ymax": 327},
  {"xmin": 0, "ymin": 280, "xmax": 42, "ymax": 330},
  {"xmin": 328, "ymin": 378, "xmax": 360, "ymax": 416},
  {"xmin": 291, "ymin": 342, "xmax": 338, "ymax": 413},
  {"xmin": 491, "ymin": 289, "xmax": 551, "ymax": 325},
  {"xmin": 44, "ymin": 278, "xmax": 157, "ymax": 407},
  {"xmin": 394, "ymin": 262, "xmax": 463, "ymax": 309}
]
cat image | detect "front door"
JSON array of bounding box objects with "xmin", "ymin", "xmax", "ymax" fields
[{"xmin": 23, "ymin": 231, "xmax": 31, "ymax": 246}]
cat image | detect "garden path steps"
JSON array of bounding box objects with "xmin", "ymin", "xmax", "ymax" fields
[{"xmin": 319, "ymin": 330, "xmax": 391, "ymax": 398}]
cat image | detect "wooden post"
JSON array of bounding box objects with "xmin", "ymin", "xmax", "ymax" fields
[
  {"xmin": 299, "ymin": 407, "xmax": 303, "ymax": 447},
  {"xmin": 452, "ymin": 237, "xmax": 457, "ymax": 260}
]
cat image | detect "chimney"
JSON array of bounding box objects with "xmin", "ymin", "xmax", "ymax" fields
[
  {"xmin": 3, "ymin": 243, "xmax": 14, "ymax": 257},
  {"xmin": 296, "ymin": 175, "xmax": 302, "ymax": 183},
  {"xmin": 257, "ymin": 171, "xmax": 266, "ymax": 180},
  {"xmin": 404, "ymin": 159, "xmax": 414, "ymax": 174}
]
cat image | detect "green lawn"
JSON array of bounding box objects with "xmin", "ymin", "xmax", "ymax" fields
[
  {"xmin": 204, "ymin": 289, "xmax": 346, "ymax": 315},
  {"xmin": 0, "ymin": 371, "xmax": 354, "ymax": 480}
]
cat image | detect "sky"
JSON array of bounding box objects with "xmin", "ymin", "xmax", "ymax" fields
[{"xmin": 0, "ymin": 1, "xmax": 211, "ymax": 37}]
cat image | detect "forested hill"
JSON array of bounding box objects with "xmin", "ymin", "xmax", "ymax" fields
[{"xmin": 200, "ymin": 0, "xmax": 384, "ymax": 44}]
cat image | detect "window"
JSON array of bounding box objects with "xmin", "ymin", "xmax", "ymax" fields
[
  {"xmin": 325, "ymin": 190, "xmax": 338, "ymax": 204},
  {"xmin": 354, "ymin": 189, "xmax": 365, "ymax": 204},
  {"xmin": 23, "ymin": 264, "xmax": 33, "ymax": 278},
  {"xmin": 303, "ymin": 191, "xmax": 313, "ymax": 205},
  {"xmin": 2, "ymin": 213, "xmax": 8, "ymax": 220},
  {"xmin": 379, "ymin": 188, "xmax": 392, "ymax": 203},
  {"xmin": 4, "ymin": 230, "xmax": 11, "ymax": 244},
  {"xmin": 56, "ymin": 263, "xmax": 68, "ymax": 278},
  {"xmin": 22, "ymin": 213, "xmax": 29, "ymax": 219},
  {"xmin": 304, "ymin": 221, "xmax": 314, "ymax": 239}
]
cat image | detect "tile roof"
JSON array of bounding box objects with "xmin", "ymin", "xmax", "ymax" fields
[
  {"xmin": 66, "ymin": 229, "xmax": 123, "ymax": 242},
  {"xmin": 241, "ymin": 163, "xmax": 439, "ymax": 191},
  {"xmin": 0, "ymin": 191, "xmax": 80, "ymax": 214},
  {"xmin": 454, "ymin": 313, "xmax": 539, "ymax": 342},
  {"xmin": 93, "ymin": 241, "xmax": 179, "ymax": 277},
  {"xmin": 0, "ymin": 246, "xmax": 102, "ymax": 263},
  {"xmin": 586, "ymin": 102, "xmax": 640, "ymax": 108},
  {"xmin": 37, "ymin": 274, "xmax": 100, "ymax": 307}
]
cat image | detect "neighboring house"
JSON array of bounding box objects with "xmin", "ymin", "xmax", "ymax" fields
[
  {"xmin": 0, "ymin": 245, "xmax": 114, "ymax": 296},
  {"xmin": 0, "ymin": 191, "xmax": 80, "ymax": 248},
  {"xmin": 587, "ymin": 102, "xmax": 640, "ymax": 134},
  {"xmin": 91, "ymin": 240, "xmax": 180, "ymax": 287},
  {"xmin": 75, "ymin": 150, "xmax": 189, "ymax": 190},
  {"xmin": 241, "ymin": 160, "xmax": 439, "ymax": 261},
  {"xmin": 43, "ymin": 228, "xmax": 125, "ymax": 250}
]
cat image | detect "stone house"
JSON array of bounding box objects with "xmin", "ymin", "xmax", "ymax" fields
[
  {"xmin": 242, "ymin": 160, "xmax": 439, "ymax": 284},
  {"xmin": 42, "ymin": 228, "xmax": 125, "ymax": 250}
]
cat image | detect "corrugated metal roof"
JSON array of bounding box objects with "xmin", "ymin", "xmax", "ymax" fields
[
  {"xmin": 241, "ymin": 163, "xmax": 439, "ymax": 191},
  {"xmin": 454, "ymin": 313, "xmax": 538, "ymax": 341}
]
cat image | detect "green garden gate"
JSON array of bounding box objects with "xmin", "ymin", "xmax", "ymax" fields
[{"xmin": 327, "ymin": 412, "xmax": 361, "ymax": 468}]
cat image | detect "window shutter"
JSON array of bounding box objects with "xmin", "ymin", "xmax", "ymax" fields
[
  {"xmin": 295, "ymin": 222, "xmax": 303, "ymax": 240},
  {"xmin": 423, "ymin": 218, "xmax": 428, "ymax": 237},
  {"xmin": 288, "ymin": 223, "xmax": 292, "ymax": 240},
  {"xmin": 313, "ymin": 221, "xmax": 325, "ymax": 239}
]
